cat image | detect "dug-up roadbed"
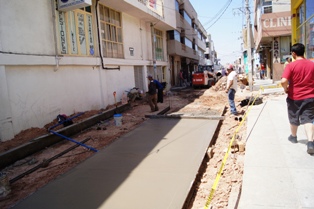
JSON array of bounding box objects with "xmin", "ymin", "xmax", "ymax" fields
[{"xmin": 1, "ymin": 78, "xmax": 256, "ymax": 209}]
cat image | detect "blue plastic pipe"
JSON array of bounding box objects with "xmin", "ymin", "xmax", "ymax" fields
[
  {"xmin": 49, "ymin": 130, "xmax": 98, "ymax": 152},
  {"xmin": 48, "ymin": 112, "xmax": 85, "ymax": 131},
  {"xmin": 48, "ymin": 112, "xmax": 97, "ymax": 152}
]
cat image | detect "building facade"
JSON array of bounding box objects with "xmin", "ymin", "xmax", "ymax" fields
[
  {"xmin": 0, "ymin": 0, "xmax": 178, "ymax": 141},
  {"xmin": 167, "ymin": 0, "xmax": 208, "ymax": 86},
  {"xmin": 291, "ymin": 0, "xmax": 314, "ymax": 60},
  {"xmin": 253, "ymin": 0, "xmax": 291, "ymax": 80}
]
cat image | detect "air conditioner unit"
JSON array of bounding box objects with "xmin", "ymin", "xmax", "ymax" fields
[{"xmin": 58, "ymin": 0, "xmax": 92, "ymax": 12}]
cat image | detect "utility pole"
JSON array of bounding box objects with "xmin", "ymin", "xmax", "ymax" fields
[
  {"xmin": 150, "ymin": 23, "xmax": 157, "ymax": 78},
  {"xmin": 246, "ymin": 0, "xmax": 253, "ymax": 91}
]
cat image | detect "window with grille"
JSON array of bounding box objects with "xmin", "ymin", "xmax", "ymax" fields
[
  {"xmin": 99, "ymin": 5, "xmax": 124, "ymax": 58},
  {"xmin": 154, "ymin": 29, "xmax": 164, "ymax": 61},
  {"xmin": 263, "ymin": 6, "xmax": 272, "ymax": 14},
  {"xmin": 262, "ymin": 0, "xmax": 272, "ymax": 14},
  {"xmin": 57, "ymin": 6, "xmax": 95, "ymax": 56}
]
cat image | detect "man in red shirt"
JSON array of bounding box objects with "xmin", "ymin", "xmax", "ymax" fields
[
  {"xmin": 260, "ymin": 63, "xmax": 266, "ymax": 79},
  {"xmin": 281, "ymin": 43, "xmax": 314, "ymax": 155}
]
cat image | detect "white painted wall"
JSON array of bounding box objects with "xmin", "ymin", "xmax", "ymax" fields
[
  {"xmin": 273, "ymin": 0, "xmax": 290, "ymax": 13},
  {"xmin": 0, "ymin": 0, "xmax": 55, "ymax": 54},
  {"xmin": 123, "ymin": 14, "xmax": 145, "ymax": 61},
  {"xmin": 0, "ymin": 0, "xmax": 173, "ymax": 141}
]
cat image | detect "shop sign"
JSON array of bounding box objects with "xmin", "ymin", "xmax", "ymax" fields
[
  {"xmin": 58, "ymin": 0, "xmax": 92, "ymax": 12},
  {"xmin": 263, "ymin": 17, "xmax": 291, "ymax": 28},
  {"xmin": 273, "ymin": 37, "xmax": 280, "ymax": 63},
  {"xmin": 261, "ymin": 11, "xmax": 291, "ymax": 37},
  {"xmin": 58, "ymin": 12, "xmax": 68, "ymax": 54}
]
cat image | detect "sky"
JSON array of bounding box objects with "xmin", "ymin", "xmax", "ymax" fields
[{"xmin": 189, "ymin": 0, "xmax": 249, "ymax": 65}]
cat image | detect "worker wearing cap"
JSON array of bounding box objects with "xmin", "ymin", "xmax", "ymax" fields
[
  {"xmin": 147, "ymin": 75, "xmax": 159, "ymax": 112},
  {"xmin": 225, "ymin": 64, "xmax": 238, "ymax": 115}
]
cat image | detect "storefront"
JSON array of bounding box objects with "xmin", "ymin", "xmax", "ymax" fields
[
  {"xmin": 259, "ymin": 11, "xmax": 292, "ymax": 80},
  {"xmin": 291, "ymin": 0, "xmax": 314, "ymax": 61}
]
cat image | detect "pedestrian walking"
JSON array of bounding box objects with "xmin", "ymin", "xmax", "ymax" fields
[
  {"xmin": 283, "ymin": 57, "xmax": 292, "ymax": 69},
  {"xmin": 255, "ymin": 64, "xmax": 260, "ymax": 79},
  {"xmin": 179, "ymin": 69, "xmax": 188, "ymax": 87},
  {"xmin": 147, "ymin": 75, "xmax": 159, "ymax": 112},
  {"xmin": 225, "ymin": 64, "xmax": 238, "ymax": 115},
  {"xmin": 260, "ymin": 63, "xmax": 266, "ymax": 79},
  {"xmin": 281, "ymin": 43, "xmax": 314, "ymax": 155}
]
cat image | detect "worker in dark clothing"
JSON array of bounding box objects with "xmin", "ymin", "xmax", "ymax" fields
[
  {"xmin": 147, "ymin": 75, "xmax": 159, "ymax": 112},
  {"xmin": 154, "ymin": 79, "xmax": 164, "ymax": 103},
  {"xmin": 147, "ymin": 75, "xmax": 164, "ymax": 103}
]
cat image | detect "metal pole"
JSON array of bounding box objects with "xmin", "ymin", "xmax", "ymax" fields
[
  {"xmin": 246, "ymin": 0, "xmax": 253, "ymax": 91},
  {"xmin": 150, "ymin": 23, "xmax": 157, "ymax": 78}
]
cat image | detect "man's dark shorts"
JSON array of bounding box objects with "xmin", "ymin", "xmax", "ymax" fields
[{"xmin": 286, "ymin": 97, "xmax": 314, "ymax": 126}]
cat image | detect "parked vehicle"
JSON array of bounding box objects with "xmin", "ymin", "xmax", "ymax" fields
[{"xmin": 192, "ymin": 65, "xmax": 216, "ymax": 88}]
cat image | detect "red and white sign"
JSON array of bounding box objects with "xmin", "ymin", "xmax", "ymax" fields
[{"xmin": 261, "ymin": 11, "xmax": 291, "ymax": 37}]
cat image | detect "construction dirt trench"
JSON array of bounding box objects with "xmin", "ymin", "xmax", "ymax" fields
[{"xmin": 0, "ymin": 77, "xmax": 261, "ymax": 209}]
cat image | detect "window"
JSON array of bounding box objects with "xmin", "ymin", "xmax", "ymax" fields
[
  {"xmin": 298, "ymin": 2, "xmax": 305, "ymax": 25},
  {"xmin": 183, "ymin": 11, "xmax": 192, "ymax": 26},
  {"xmin": 263, "ymin": 6, "xmax": 272, "ymax": 14},
  {"xmin": 297, "ymin": 3, "xmax": 305, "ymax": 45},
  {"xmin": 184, "ymin": 37, "xmax": 192, "ymax": 48},
  {"xmin": 175, "ymin": 0, "xmax": 179, "ymax": 12},
  {"xmin": 168, "ymin": 30, "xmax": 180, "ymax": 42},
  {"xmin": 262, "ymin": 0, "xmax": 272, "ymax": 14},
  {"xmin": 197, "ymin": 31, "xmax": 201, "ymax": 39},
  {"xmin": 57, "ymin": 6, "xmax": 95, "ymax": 55},
  {"xmin": 306, "ymin": 18, "xmax": 314, "ymax": 60},
  {"xmin": 99, "ymin": 5, "xmax": 124, "ymax": 58},
  {"xmin": 280, "ymin": 36, "xmax": 291, "ymax": 63},
  {"xmin": 154, "ymin": 29, "xmax": 164, "ymax": 61},
  {"xmin": 306, "ymin": 0, "xmax": 314, "ymax": 20}
]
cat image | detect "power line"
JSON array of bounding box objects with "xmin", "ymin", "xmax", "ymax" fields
[
  {"xmin": 205, "ymin": 0, "xmax": 233, "ymax": 30},
  {"xmin": 203, "ymin": 0, "xmax": 233, "ymax": 27}
]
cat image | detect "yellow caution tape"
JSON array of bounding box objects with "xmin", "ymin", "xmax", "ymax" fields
[{"xmin": 204, "ymin": 92, "xmax": 261, "ymax": 209}]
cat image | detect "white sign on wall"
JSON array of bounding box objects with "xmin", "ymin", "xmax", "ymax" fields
[{"xmin": 58, "ymin": 0, "xmax": 92, "ymax": 12}]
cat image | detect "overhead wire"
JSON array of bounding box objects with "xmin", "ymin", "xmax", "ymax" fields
[
  {"xmin": 206, "ymin": 0, "xmax": 233, "ymax": 30},
  {"xmin": 203, "ymin": 0, "xmax": 233, "ymax": 27}
]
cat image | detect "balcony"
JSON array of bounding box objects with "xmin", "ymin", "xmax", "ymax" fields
[{"xmin": 167, "ymin": 40, "xmax": 198, "ymax": 60}]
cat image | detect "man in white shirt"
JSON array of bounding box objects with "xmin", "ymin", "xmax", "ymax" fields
[{"xmin": 225, "ymin": 64, "xmax": 238, "ymax": 115}]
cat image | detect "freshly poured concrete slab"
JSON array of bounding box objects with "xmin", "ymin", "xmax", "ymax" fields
[{"xmin": 13, "ymin": 118, "xmax": 219, "ymax": 209}]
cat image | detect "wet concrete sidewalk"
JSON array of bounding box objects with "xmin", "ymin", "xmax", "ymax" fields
[
  {"xmin": 12, "ymin": 117, "xmax": 220, "ymax": 209},
  {"xmin": 238, "ymin": 94, "xmax": 314, "ymax": 208}
]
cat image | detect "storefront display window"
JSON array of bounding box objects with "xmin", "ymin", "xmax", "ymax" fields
[
  {"xmin": 306, "ymin": 0, "xmax": 314, "ymax": 20},
  {"xmin": 280, "ymin": 36, "xmax": 291, "ymax": 63},
  {"xmin": 306, "ymin": 16, "xmax": 314, "ymax": 60},
  {"xmin": 297, "ymin": 26, "xmax": 305, "ymax": 45},
  {"xmin": 298, "ymin": 3, "xmax": 305, "ymax": 25}
]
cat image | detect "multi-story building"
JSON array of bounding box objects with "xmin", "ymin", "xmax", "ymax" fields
[
  {"xmin": 167, "ymin": 0, "xmax": 208, "ymax": 86},
  {"xmin": 205, "ymin": 34, "xmax": 214, "ymax": 67},
  {"xmin": 253, "ymin": 0, "xmax": 291, "ymax": 80},
  {"xmin": 291, "ymin": 0, "xmax": 314, "ymax": 60},
  {"xmin": 0, "ymin": 0, "xmax": 178, "ymax": 141}
]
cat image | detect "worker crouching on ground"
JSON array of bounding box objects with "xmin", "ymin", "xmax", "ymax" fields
[
  {"xmin": 153, "ymin": 77, "xmax": 164, "ymax": 103},
  {"xmin": 147, "ymin": 75, "xmax": 159, "ymax": 112},
  {"xmin": 225, "ymin": 64, "xmax": 238, "ymax": 115}
]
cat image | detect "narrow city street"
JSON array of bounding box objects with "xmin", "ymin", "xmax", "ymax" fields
[{"xmin": 0, "ymin": 78, "xmax": 252, "ymax": 209}]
